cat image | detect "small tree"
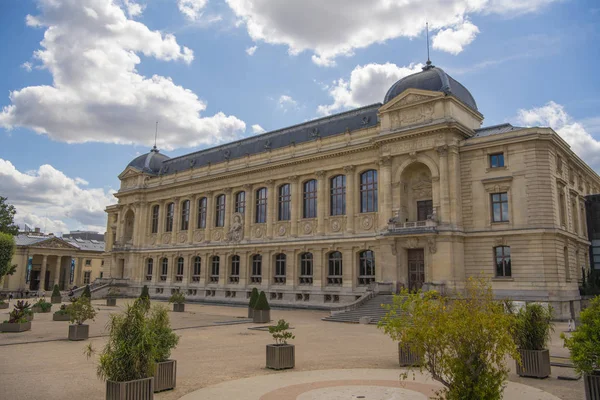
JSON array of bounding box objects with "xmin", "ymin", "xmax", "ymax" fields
[
  {"xmin": 254, "ymin": 291, "xmax": 270, "ymax": 311},
  {"xmin": 34, "ymin": 298, "xmax": 53, "ymax": 312},
  {"xmin": 82, "ymin": 284, "xmax": 91, "ymax": 298},
  {"xmin": 168, "ymin": 292, "xmax": 185, "ymax": 304},
  {"xmin": 0, "ymin": 197, "xmax": 18, "ymax": 236},
  {"xmin": 379, "ymin": 278, "xmax": 518, "ymax": 400},
  {"xmin": 513, "ymin": 303, "xmax": 554, "ymax": 350},
  {"xmin": 5, "ymin": 301, "xmax": 30, "ymax": 323},
  {"xmin": 562, "ymin": 296, "xmax": 600, "ymax": 375},
  {"xmin": 52, "ymin": 284, "xmax": 61, "ymax": 298},
  {"xmin": 68, "ymin": 296, "xmax": 97, "ymax": 325},
  {"xmin": 249, "ymin": 287, "xmax": 259, "ymax": 308},
  {"xmin": 0, "ymin": 232, "xmax": 16, "ymax": 279},
  {"xmin": 148, "ymin": 305, "xmax": 179, "ymax": 362},
  {"xmin": 268, "ymin": 319, "xmax": 295, "ymax": 345},
  {"xmin": 140, "ymin": 285, "xmax": 150, "ymax": 300}
]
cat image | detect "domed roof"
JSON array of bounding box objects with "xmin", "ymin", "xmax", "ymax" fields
[
  {"xmin": 127, "ymin": 147, "xmax": 170, "ymax": 175},
  {"xmin": 384, "ymin": 62, "xmax": 478, "ymax": 111}
]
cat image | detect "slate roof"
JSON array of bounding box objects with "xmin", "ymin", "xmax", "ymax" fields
[
  {"xmin": 127, "ymin": 147, "xmax": 170, "ymax": 175},
  {"xmin": 15, "ymin": 234, "xmax": 105, "ymax": 252},
  {"xmin": 472, "ymin": 123, "xmax": 523, "ymax": 138}
]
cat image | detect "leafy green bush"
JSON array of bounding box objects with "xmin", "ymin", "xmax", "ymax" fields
[
  {"xmin": 68, "ymin": 296, "xmax": 97, "ymax": 325},
  {"xmin": 0, "ymin": 232, "xmax": 15, "ymax": 279},
  {"xmin": 82, "ymin": 284, "xmax": 91, "ymax": 298},
  {"xmin": 35, "ymin": 298, "xmax": 52, "ymax": 312},
  {"xmin": 378, "ymin": 278, "xmax": 518, "ymax": 400},
  {"xmin": 5, "ymin": 300, "xmax": 30, "ymax": 323},
  {"xmin": 580, "ymin": 268, "xmax": 600, "ymax": 296},
  {"xmin": 513, "ymin": 303, "xmax": 554, "ymax": 350},
  {"xmin": 249, "ymin": 287, "xmax": 259, "ymax": 308},
  {"xmin": 168, "ymin": 292, "xmax": 185, "ymax": 304},
  {"xmin": 562, "ymin": 296, "xmax": 600, "ymax": 375},
  {"xmin": 54, "ymin": 304, "xmax": 71, "ymax": 316},
  {"xmin": 107, "ymin": 288, "xmax": 119, "ymax": 298},
  {"xmin": 268, "ymin": 319, "xmax": 294, "ymax": 345},
  {"xmin": 140, "ymin": 285, "xmax": 150, "ymax": 300},
  {"xmin": 148, "ymin": 305, "xmax": 179, "ymax": 362},
  {"xmin": 51, "ymin": 284, "xmax": 61, "ymax": 297},
  {"xmin": 254, "ymin": 291, "xmax": 270, "ymax": 311}
]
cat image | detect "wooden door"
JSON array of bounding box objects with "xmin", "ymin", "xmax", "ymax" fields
[
  {"xmin": 407, "ymin": 249, "xmax": 425, "ymax": 291},
  {"xmin": 417, "ymin": 200, "xmax": 433, "ymax": 221}
]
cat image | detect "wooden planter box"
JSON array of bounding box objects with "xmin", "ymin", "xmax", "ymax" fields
[
  {"xmin": 0, "ymin": 321, "xmax": 31, "ymax": 332},
  {"xmin": 32, "ymin": 305, "xmax": 51, "ymax": 313},
  {"xmin": 51, "ymin": 296, "xmax": 62, "ymax": 304},
  {"xmin": 585, "ymin": 372, "xmax": 600, "ymax": 400},
  {"xmin": 106, "ymin": 298, "xmax": 117, "ymax": 306},
  {"xmin": 516, "ymin": 349, "xmax": 551, "ymax": 378},
  {"xmin": 68, "ymin": 324, "xmax": 89, "ymax": 341},
  {"xmin": 0, "ymin": 302, "xmax": 9, "ymax": 309},
  {"xmin": 247, "ymin": 307, "xmax": 254, "ymax": 319},
  {"xmin": 266, "ymin": 344, "xmax": 295, "ymax": 370},
  {"xmin": 106, "ymin": 377, "xmax": 154, "ymax": 400},
  {"xmin": 53, "ymin": 313, "xmax": 70, "ymax": 321},
  {"xmin": 154, "ymin": 360, "xmax": 177, "ymax": 392},
  {"xmin": 172, "ymin": 303, "xmax": 185, "ymax": 312},
  {"xmin": 25, "ymin": 313, "xmax": 34, "ymax": 322},
  {"xmin": 253, "ymin": 309, "xmax": 270, "ymax": 323},
  {"xmin": 398, "ymin": 343, "xmax": 421, "ymax": 367}
]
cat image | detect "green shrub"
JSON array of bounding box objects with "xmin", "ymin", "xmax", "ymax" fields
[
  {"xmin": 580, "ymin": 268, "xmax": 600, "ymax": 296},
  {"xmin": 107, "ymin": 288, "xmax": 119, "ymax": 298},
  {"xmin": 68, "ymin": 296, "xmax": 97, "ymax": 325},
  {"xmin": 254, "ymin": 291, "xmax": 270, "ymax": 311},
  {"xmin": 82, "ymin": 284, "xmax": 91, "ymax": 298},
  {"xmin": 5, "ymin": 300, "xmax": 30, "ymax": 323},
  {"xmin": 148, "ymin": 305, "xmax": 179, "ymax": 362},
  {"xmin": 140, "ymin": 285, "xmax": 150, "ymax": 300},
  {"xmin": 268, "ymin": 319, "xmax": 294, "ymax": 345},
  {"xmin": 0, "ymin": 232, "xmax": 15, "ymax": 279},
  {"xmin": 513, "ymin": 303, "xmax": 554, "ymax": 350},
  {"xmin": 51, "ymin": 284, "xmax": 61, "ymax": 297},
  {"xmin": 35, "ymin": 298, "xmax": 52, "ymax": 312},
  {"xmin": 54, "ymin": 304, "xmax": 70, "ymax": 316},
  {"xmin": 249, "ymin": 287, "xmax": 259, "ymax": 308},
  {"xmin": 562, "ymin": 296, "xmax": 600, "ymax": 375},
  {"xmin": 168, "ymin": 292, "xmax": 185, "ymax": 304}
]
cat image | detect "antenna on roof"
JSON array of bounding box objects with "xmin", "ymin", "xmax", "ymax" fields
[
  {"xmin": 423, "ymin": 21, "xmax": 434, "ymax": 71},
  {"xmin": 152, "ymin": 121, "xmax": 159, "ymax": 153}
]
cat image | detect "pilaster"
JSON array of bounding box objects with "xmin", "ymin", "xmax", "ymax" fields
[
  {"xmin": 316, "ymin": 170, "xmax": 326, "ymax": 235},
  {"xmin": 266, "ymin": 181, "xmax": 275, "ymax": 239},
  {"xmin": 290, "ymin": 176, "xmax": 300, "ymax": 237},
  {"xmin": 344, "ymin": 166, "xmax": 356, "ymax": 234}
]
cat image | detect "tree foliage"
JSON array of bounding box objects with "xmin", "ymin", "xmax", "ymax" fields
[
  {"xmin": 268, "ymin": 319, "xmax": 295, "ymax": 345},
  {"xmin": 254, "ymin": 291, "xmax": 270, "ymax": 311},
  {"xmin": 82, "ymin": 284, "xmax": 91, "ymax": 298},
  {"xmin": 52, "ymin": 284, "xmax": 61, "ymax": 297},
  {"xmin": 148, "ymin": 305, "xmax": 179, "ymax": 362},
  {"xmin": 140, "ymin": 285, "xmax": 150, "ymax": 299},
  {"xmin": 249, "ymin": 287, "xmax": 259, "ymax": 308},
  {"xmin": 513, "ymin": 303, "xmax": 554, "ymax": 350},
  {"xmin": 68, "ymin": 296, "xmax": 97, "ymax": 325},
  {"xmin": 168, "ymin": 292, "xmax": 185, "ymax": 304},
  {"xmin": 563, "ymin": 296, "xmax": 600, "ymax": 375},
  {"xmin": 0, "ymin": 232, "xmax": 16, "ymax": 279},
  {"xmin": 0, "ymin": 197, "xmax": 18, "ymax": 236},
  {"xmin": 378, "ymin": 278, "xmax": 518, "ymax": 400}
]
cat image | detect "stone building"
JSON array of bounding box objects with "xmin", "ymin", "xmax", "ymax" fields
[{"xmin": 104, "ymin": 63, "xmax": 600, "ymax": 319}]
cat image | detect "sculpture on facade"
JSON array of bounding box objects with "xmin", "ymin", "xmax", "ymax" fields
[{"xmin": 226, "ymin": 213, "xmax": 244, "ymax": 243}]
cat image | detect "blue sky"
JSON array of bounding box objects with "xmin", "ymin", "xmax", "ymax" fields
[{"xmin": 1, "ymin": 0, "xmax": 599, "ymax": 234}]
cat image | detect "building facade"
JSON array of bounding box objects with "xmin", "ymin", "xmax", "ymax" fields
[
  {"xmin": 104, "ymin": 64, "xmax": 600, "ymax": 319},
  {"xmin": 586, "ymin": 195, "xmax": 600, "ymax": 271}
]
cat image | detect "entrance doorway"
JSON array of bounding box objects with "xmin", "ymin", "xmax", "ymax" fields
[
  {"xmin": 30, "ymin": 270, "xmax": 40, "ymax": 290},
  {"xmin": 417, "ymin": 200, "xmax": 433, "ymax": 221},
  {"xmin": 407, "ymin": 249, "xmax": 425, "ymax": 291}
]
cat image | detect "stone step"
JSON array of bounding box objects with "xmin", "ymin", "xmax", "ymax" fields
[{"xmin": 322, "ymin": 294, "xmax": 396, "ymax": 323}]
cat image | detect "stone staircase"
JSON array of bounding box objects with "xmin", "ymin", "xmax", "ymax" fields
[{"xmin": 322, "ymin": 295, "xmax": 395, "ymax": 324}]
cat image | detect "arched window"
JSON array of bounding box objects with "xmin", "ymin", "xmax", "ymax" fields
[
  {"xmin": 235, "ymin": 191, "xmax": 246, "ymax": 214},
  {"xmin": 360, "ymin": 170, "xmax": 378, "ymax": 213},
  {"xmin": 151, "ymin": 205, "xmax": 159, "ymax": 234},
  {"xmin": 303, "ymin": 179, "xmax": 317, "ymax": 218},
  {"xmin": 327, "ymin": 251, "xmax": 343, "ymax": 285},
  {"xmin": 330, "ymin": 175, "xmax": 346, "ymax": 216},
  {"xmin": 358, "ymin": 250, "xmax": 375, "ymax": 285},
  {"xmin": 197, "ymin": 197, "xmax": 207, "ymax": 229},
  {"xmin": 251, "ymin": 254, "xmax": 262, "ymax": 284},
  {"xmin": 495, "ymin": 246, "xmax": 511, "ymax": 277},
  {"xmin": 230, "ymin": 255, "xmax": 240, "ymax": 283},
  {"xmin": 176, "ymin": 257, "xmax": 184, "ymax": 281},
  {"xmin": 299, "ymin": 253, "xmax": 313, "ymax": 285},
  {"xmin": 180, "ymin": 200, "xmax": 190, "ymax": 231},
  {"xmin": 145, "ymin": 258, "xmax": 153, "ymax": 281},
  {"xmin": 165, "ymin": 202, "xmax": 175, "ymax": 232},
  {"xmin": 274, "ymin": 254, "xmax": 286, "ymax": 284},
  {"xmin": 160, "ymin": 258, "xmax": 168, "ymax": 281},
  {"xmin": 215, "ymin": 194, "xmax": 225, "ymax": 227},
  {"xmin": 210, "ymin": 256, "xmax": 220, "ymax": 283},
  {"xmin": 278, "ymin": 184, "xmax": 291, "ymax": 221},
  {"xmin": 255, "ymin": 188, "xmax": 267, "ymax": 223},
  {"xmin": 192, "ymin": 256, "xmax": 201, "ymax": 282}
]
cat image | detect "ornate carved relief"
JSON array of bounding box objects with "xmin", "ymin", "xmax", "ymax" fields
[
  {"xmin": 177, "ymin": 233, "xmax": 187, "ymax": 244},
  {"xmin": 150, "ymin": 235, "xmax": 157, "ymax": 246},
  {"xmin": 389, "ymin": 103, "xmax": 434, "ymax": 129},
  {"xmin": 397, "ymin": 93, "xmax": 431, "ymax": 107},
  {"xmin": 494, "ymin": 237, "xmax": 507, "ymax": 247},
  {"xmin": 330, "ymin": 219, "xmax": 341, "ymax": 232},
  {"xmin": 34, "ymin": 238, "xmax": 77, "ymax": 249},
  {"xmin": 212, "ymin": 230, "xmax": 222, "ymax": 241},
  {"xmin": 412, "ymin": 172, "xmax": 433, "ymax": 198},
  {"xmin": 277, "ymin": 224, "xmax": 287, "ymax": 237},
  {"xmin": 225, "ymin": 212, "xmax": 244, "ymax": 243},
  {"xmin": 360, "ymin": 216, "xmax": 373, "ymax": 230},
  {"xmin": 427, "ymin": 237, "xmax": 437, "ymax": 254},
  {"xmin": 254, "ymin": 226, "xmax": 264, "ymax": 238},
  {"xmin": 161, "ymin": 233, "xmax": 171, "ymax": 245},
  {"xmin": 382, "ymin": 137, "xmax": 436, "ymax": 155},
  {"xmin": 404, "ymin": 238, "xmax": 419, "ymax": 249},
  {"xmin": 303, "ymin": 222, "xmax": 313, "ymax": 235},
  {"xmin": 193, "ymin": 231, "xmax": 204, "ymax": 242}
]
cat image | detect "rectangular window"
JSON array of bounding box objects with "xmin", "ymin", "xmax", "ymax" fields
[
  {"xmin": 151, "ymin": 205, "xmax": 159, "ymax": 233},
  {"xmin": 417, "ymin": 200, "xmax": 433, "ymax": 221},
  {"xmin": 192, "ymin": 257, "xmax": 201, "ymax": 282},
  {"xmin": 300, "ymin": 253, "xmax": 313, "ymax": 285},
  {"xmin": 230, "ymin": 255, "xmax": 240, "ymax": 282},
  {"xmin": 197, "ymin": 197, "xmax": 207, "ymax": 229},
  {"xmin": 495, "ymin": 246, "xmax": 511, "ymax": 277},
  {"xmin": 85, "ymin": 259, "xmax": 91, "ymax": 266},
  {"xmin": 303, "ymin": 179, "xmax": 317, "ymax": 219},
  {"xmin": 278, "ymin": 184, "xmax": 291, "ymax": 221},
  {"xmin": 360, "ymin": 170, "xmax": 378, "ymax": 213},
  {"xmin": 215, "ymin": 195, "xmax": 225, "ymax": 227},
  {"xmin": 165, "ymin": 202, "xmax": 174, "ymax": 232},
  {"xmin": 83, "ymin": 271, "xmax": 91, "ymax": 284},
  {"xmin": 558, "ymin": 187, "xmax": 566, "ymax": 226},
  {"xmin": 235, "ymin": 192, "xmax": 246, "ymax": 214},
  {"xmin": 180, "ymin": 200, "xmax": 190, "ymax": 231},
  {"xmin": 255, "ymin": 188, "xmax": 267, "ymax": 223},
  {"xmin": 489, "ymin": 153, "xmax": 505, "ymax": 168},
  {"xmin": 491, "ymin": 192, "xmax": 509, "ymax": 222},
  {"xmin": 251, "ymin": 255, "xmax": 262, "ymax": 283},
  {"xmin": 330, "ymin": 175, "xmax": 346, "ymax": 216},
  {"xmin": 210, "ymin": 257, "xmax": 219, "ymax": 283}
]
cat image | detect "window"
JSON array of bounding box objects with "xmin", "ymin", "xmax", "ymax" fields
[
  {"xmin": 197, "ymin": 197, "xmax": 207, "ymax": 229},
  {"xmin": 572, "ymin": 200, "xmax": 579, "ymax": 234},
  {"xmin": 161, "ymin": 258, "xmax": 168, "ymax": 281},
  {"xmin": 230, "ymin": 255, "xmax": 240, "ymax": 283},
  {"xmin": 360, "ymin": 170, "xmax": 378, "ymax": 213},
  {"xmin": 251, "ymin": 254, "xmax": 262, "ymax": 283},
  {"xmin": 495, "ymin": 246, "xmax": 511, "ymax": 277},
  {"xmin": 146, "ymin": 259, "xmax": 153, "ymax": 281},
  {"xmin": 151, "ymin": 205, "xmax": 159, "ymax": 233},
  {"xmin": 210, "ymin": 256, "xmax": 220, "ymax": 283},
  {"xmin": 235, "ymin": 191, "xmax": 246, "ymax": 214},
  {"xmin": 215, "ymin": 194, "xmax": 225, "ymax": 227},
  {"xmin": 84, "ymin": 271, "xmax": 91, "ymax": 284},
  {"xmin": 180, "ymin": 200, "xmax": 190, "ymax": 231},
  {"xmin": 303, "ymin": 179, "xmax": 317, "ymax": 218},
  {"xmin": 299, "ymin": 253, "xmax": 313, "ymax": 285},
  {"xmin": 491, "ymin": 192, "xmax": 509, "ymax": 222},
  {"xmin": 489, "ymin": 153, "xmax": 505, "ymax": 168},
  {"xmin": 278, "ymin": 184, "xmax": 291, "ymax": 221},
  {"xmin": 327, "ymin": 251, "xmax": 343, "ymax": 285},
  {"xmin": 330, "ymin": 175, "xmax": 346, "ymax": 216},
  {"xmin": 176, "ymin": 257, "xmax": 184, "ymax": 281},
  {"xmin": 274, "ymin": 254, "xmax": 286, "ymax": 284},
  {"xmin": 85, "ymin": 259, "xmax": 91, "ymax": 266},
  {"xmin": 100, "ymin": 272, "xmax": 103, "ymax": 278},
  {"xmin": 417, "ymin": 200, "xmax": 433, "ymax": 221},
  {"xmin": 358, "ymin": 250, "xmax": 376, "ymax": 285},
  {"xmin": 564, "ymin": 246, "xmax": 571, "ymax": 281},
  {"xmin": 192, "ymin": 256, "xmax": 201, "ymax": 282},
  {"xmin": 558, "ymin": 187, "xmax": 566, "ymax": 226},
  {"xmin": 255, "ymin": 188, "xmax": 267, "ymax": 223},
  {"xmin": 165, "ymin": 202, "xmax": 174, "ymax": 232}
]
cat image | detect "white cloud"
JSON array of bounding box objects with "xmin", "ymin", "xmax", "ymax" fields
[
  {"xmin": 432, "ymin": 20, "xmax": 479, "ymax": 55},
  {"xmin": 225, "ymin": 0, "xmax": 557, "ymax": 66},
  {"xmin": 251, "ymin": 124, "xmax": 266, "ymax": 134},
  {"xmin": 21, "ymin": 62, "xmax": 33, "ymax": 72},
  {"xmin": 317, "ymin": 62, "xmax": 423, "ymax": 116},
  {"xmin": 278, "ymin": 95, "xmax": 297, "ymax": 110},
  {"xmin": 122, "ymin": 0, "xmax": 144, "ymax": 17},
  {"xmin": 516, "ymin": 101, "xmax": 600, "ymax": 172},
  {"xmin": 0, "ymin": 158, "xmax": 116, "ymax": 233},
  {"xmin": 245, "ymin": 45, "xmax": 257, "ymax": 55},
  {"xmin": 178, "ymin": 0, "xmax": 208, "ymax": 21},
  {"xmin": 0, "ymin": 0, "xmax": 246, "ymax": 151}
]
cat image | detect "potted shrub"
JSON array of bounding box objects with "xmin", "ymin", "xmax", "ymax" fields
[
  {"xmin": 51, "ymin": 284, "xmax": 62, "ymax": 304},
  {"xmin": 106, "ymin": 288, "xmax": 118, "ymax": 307},
  {"xmin": 67, "ymin": 296, "xmax": 97, "ymax": 340},
  {"xmin": 53, "ymin": 304, "xmax": 71, "ymax": 321},
  {"xmin": 513, "ymin": 303, "xmax": 554, "ymax": 378},
  {"xmin": 24, "ymin": 307, "xmax": 34, "ymax": 321},
  {"xmin": 253, "ymin": 291, "xmax": 270, "ymax": 323},
  {"xmin": 248, "ymin": 288, "xmax": 259, "ymax": 319},
  {"xmin": 148, "ymin": 305, "xmax": 179, "ymax": 392},
  {"xmin": 82, "ymin": 284, "xmax": 92, "ymax": 299},
  {"xmin": 0, "ymin": 299, "xmax": 9, "ymax": 309},
  {"xmin": 266, "ymin": 319, "xmax": 295, "ymax": 370},
  {"xmin": 140, "ymin": 285, "xmax": 150, "ymax": 300},
  {"xmin": 168, "ymin": 292, "xmax": 185, "ymax": 312},
  {"xmin": 32, "ymin": 298, "xmax": 52, "ymax": 313},
  {"xmin": 1, "ymin": 301, "xmax": 32, "ymax": 332},
  {"xmin": 563, "ymin": 296, "xmax": 600, "ymax": 399}
]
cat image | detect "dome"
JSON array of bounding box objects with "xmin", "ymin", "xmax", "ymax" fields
[
  {"xmin": 384, "ymin": 63, "xmax": 478, "ymax": 111},
  {"xmin": 127, "ymin": 147, "xmax": 170, "ymax": 175}
]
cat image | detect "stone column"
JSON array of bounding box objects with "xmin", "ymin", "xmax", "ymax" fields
[
  {"xmin": 448, "ymin": 145, "xmax": 462, "ymax": 227},
  {"xmin": 220, "ymin": 253, "xmax": 228, "ymax": 287},
  {"xmin": 171, "ymin": 198, "xmax": 180, "ymax": 245},
  {"xmin": 133, "ymin": 203, "xmax": 144, "ymax": 247},
  {"xmin": 182, "ymin": 255, "xmax": 190, "ymax": 286},
  {"xmin": 157, "ymin": 200, "xmax": 166, "ymax": 236},
  {"xmin": 313, "ymin": 249, "xmax": 323, "ymax": 289},
  {"xmin": 263, "ymin": 251, "xmax": 272, "ymax": 288},
  {"xmin": 378, "ymin": 156, "xmax": 393, "ymax": 230},
  {"xmin": 266, "ymin": 180, "xmax": 275, "ymax": 239},
  {"xmin": 344, "ymin": 166, "xmax": 356, "ymax": 234},
  {"xmin": 342, "ymin": 248, "xmax": 354, "ymax": 289},
  {"xmin": 243, "ymin": 184, "xmax": 253, "ymax": 241},
  {"xmin": 53, "ymin": 256, "xmax": 62, "ymax": 287},
  {"xmin": 205, "ymin": 192, "xmax": 214, "ymax": 242},
  {"xmin": 39, "ymin": 255, "xmax": 48, "ymax": 293},
  {"xmin": 286, "ymin": 250, "xmax": 296, "ymax": 288},
  {"xmin": 437, "ymin": 145, "xmax": 450, "ymax": 224},
  {"xmin": 239, "ymin": 251, "xmax": 248, "ymax": 287},
  {"xmin": 223, "ymin": 188, "xmax": 233, "ymax": 236},
  {"xmin": 316, "ymin": 170, "xmax": 326, "ymax": 235},
  {"xmin": 188, "ymin": 195, "xmax": 197, "ymax": 244},
  {"xmin": 114, "ymin": 210, "xmax": 122, "ymax": 244},
  {"xmin": 19, "ymin": 252, "xmax": 29, "ymax": 290}
]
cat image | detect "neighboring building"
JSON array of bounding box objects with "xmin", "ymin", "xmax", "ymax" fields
[
  {"xmin": 63, "ymin": 230, "xmax": 106, "ymax": 242},
  {"xmin": 586, "ymin": 195, "xmax": 600, "ymax": 271},
  {"xmin": 104, "ymin": 62, "xmax": 600, "ymax": 319},
  {"xmin": 2, "ymin": 233, "xmax": 105, "ymax": 293}
]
